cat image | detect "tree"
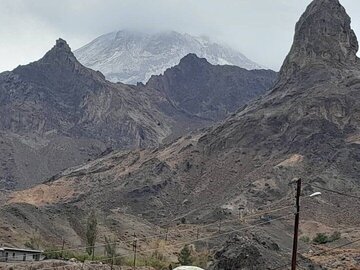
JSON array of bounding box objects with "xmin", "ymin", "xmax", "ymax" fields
[
  {"xmin": 178, "ymin": 245, "xmax": 192, "ymax": 265},
  {"xmin": 104, "ymin": 236, "xmax": 117, "ymax": 269},
  {"xmin": 104, "ymin": 236, "xmax": 117, "ymax": 258},
  {"xmin": 86, "ymin": 210, "xmax": 98, "ymax": 259},
  {"xmin": 25, "ymin": 230, "xmax": 41, "ymax": 250}
]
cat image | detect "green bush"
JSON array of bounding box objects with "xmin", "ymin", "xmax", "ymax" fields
[
  {"xmin": 178, "ymin": 245, "xmax": 192, "ymax": 265},
  {"xmin": 329, "ymin": 231, "xmax": 341, "ymax": 242},
  {"xmin": 300, "ymin": 235, "xmax": 310, "ymax": 243},
  {"xmin": 312, "ymin": 231, "xmax": 341, "ymax": 244},
  {"xmin": 192, "ymin": 250, "xmax": 211, "ymax": 268},
  {"xmin": 313, "ymin": 233, "xmax": 329, "ymax": 244}
]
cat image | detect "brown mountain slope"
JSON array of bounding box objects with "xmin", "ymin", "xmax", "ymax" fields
[
  {"xmin": 0, "ymin": 40, "xmax": 275, "ymax": 190},
  {"xmin": 1, "ymin": 0, "xmax": 360, "ymax": 268}
]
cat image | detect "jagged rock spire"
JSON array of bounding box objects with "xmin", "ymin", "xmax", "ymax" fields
[
  {"xmin": 40, "ymin": 38, "xmax": 77, "ymax": 64},
  {"xmin": 279, "ymin": 0, "xmax": 358, "ymax": 80},
  {"xmin": 55, "ymin": 38, "xmax": 72, "ymax": 52}
]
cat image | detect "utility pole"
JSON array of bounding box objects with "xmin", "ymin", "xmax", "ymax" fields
[
  {"xmin": 110, "ymin": 241, "xmax": 116, "ymax": 270},
  {"xmin": 196, "ymin": 228, "xmax": 200, "ymax": 240},
  {"xmin": 238, "ymin": 206, "xmax": 245, "ymax": 222},
  {"xmin": 165, "ymin": 227, "xmax": 169, "ymax": 242},
  {"xmin": 291, "ymin": 178, "xmax": 301, "ymax": 270},
  {"xmin": 133, "ymin": 233, "xmax": 137, "ymax": 270},
  {"xmin": 61, "ymin": 238, "xmax": 65, "ymax": 258}
]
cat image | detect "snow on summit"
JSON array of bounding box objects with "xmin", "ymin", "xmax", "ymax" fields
[{"xmin": 74, "ymin": 30, "xmax": 263, "ymax": 84}]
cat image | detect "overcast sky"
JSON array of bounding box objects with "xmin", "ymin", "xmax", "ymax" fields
[{"xmin": 1, "ymin": 0, "xmax": 360, "ymax": 72}]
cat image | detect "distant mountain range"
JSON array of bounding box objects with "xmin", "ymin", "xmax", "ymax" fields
[
  {"xmin": 74, "ymin": 30, "xmax": 263, "ymax": 84},
  {"xmin": 0, "ymin": 40, "xmax": 275, "ymax": 190}
]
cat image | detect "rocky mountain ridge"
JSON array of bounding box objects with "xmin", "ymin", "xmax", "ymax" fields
[
  {"xmin": 145, "ymin": 54, "xmax": 276, "ymax": 121},
  {"xmin": 0, "ymin": 40, "xmax": 275, "ymax": 190}
]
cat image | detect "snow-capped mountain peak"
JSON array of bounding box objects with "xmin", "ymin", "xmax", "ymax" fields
[{"xmin": 74, "ymin": 30, "xmax": 263, "ymax": 84}]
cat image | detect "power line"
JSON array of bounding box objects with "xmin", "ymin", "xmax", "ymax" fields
[
  {"xmin": 270, "ymin": 238, "xmax": 360, "ymax": 270},
  {"xmin": 93, "ymin": 213, "xmax": 294, "ymax": 265},
  {"xmin": 0, "ymin": 204, "xmax": 293, "ymax": 261},
  {"xmin": 307, "ymin": 184, "xmax": 360, "ymax": 200},
  {"xmin": 35, "ymin": 213, "xmax": 294, "ymax": 270},
  {"xmin": 312, "ymin": 238, "xmax": 360, "ymax": 257},
  {"xmin": 4, "ymin": 185, "xmax": 325, "ymax": 264}
]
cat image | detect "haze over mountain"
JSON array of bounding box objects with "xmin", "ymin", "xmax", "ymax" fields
[
  {"xmin": 74, "ymin": 30, "xmax": 263, "ymax": 84},
  {"xmin": 1, "ymin": 0, "xmax": 359, "ymax": 269},
  {"xmin": 0, "ymin": 40, "xmax": 275, "ymax": 190}
]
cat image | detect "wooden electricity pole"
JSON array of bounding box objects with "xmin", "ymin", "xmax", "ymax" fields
[
  {"xmin": 133, "ymin": 233, "xmax": 137, "ymax": 270},
  {"xmin": 165, "ymin": 227, "xmax": 169, "ymax": 242},
  {"xmin": 110, "ymin": 241, "xmax": 116, "ymax": 270},
  {"xmin": 291, "ymin": 178, "xmax": 301, "ymax": 270},
  {"xmin": 61, "ymin": 238, "xmax": 65, "ymax": 258}
]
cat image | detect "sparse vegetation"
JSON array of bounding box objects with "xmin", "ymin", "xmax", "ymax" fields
[
  {"xmin": 24, "ymin": 231, "xmax": 42, "ymax": 250},
  {"xmin": 329, "ymin": 231, "xmax": 341, "ymax": 242},
  {"xmin": 313, "ymin": 231, "xmax": 341, "ymax": 244},
  {"xmin": 86, "ymin": 210, "xmax": 98, "ymax": 258},
  {"xmin": 300, "ymin": 235, "xmax": 310, "ymax": 243},
  {"xmin": 192, "ymin": 249, "xmax": 211, "ymax": 268},
  {"xmin": 313, "ymin": 233, "xmax": 329, "ymax": 244},
  {"xmin": 178, "ymin": 244, "xmax": 193, "ymax": 265},
  {"xmin": 104, "ymin": 236, "xmax": 120, "ymax": 265}
]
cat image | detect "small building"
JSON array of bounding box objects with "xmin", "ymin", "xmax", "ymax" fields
[
  {"xmin": 174, "ymin": 267, "xmax": 205, "ymax": 270},
  {"xmin": 0, "ymin": 247, "xmax": 44, "ymax": 262}
]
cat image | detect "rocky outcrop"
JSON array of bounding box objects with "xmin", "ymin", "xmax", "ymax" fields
[
  {"xmin": 209, "ymin": 234, "xmax": 322, "ymax": 270},
  {"xmin": 278, "ymin": 0, "xmax": 358, "ymax": 82},
  {"xmin": 146, "ymin": 54, "xmax": 276, "ymax": 121}
]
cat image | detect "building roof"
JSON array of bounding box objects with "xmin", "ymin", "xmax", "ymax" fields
[
  {"xmin": 173, "ymin": 267, "xmax": 205, "ymax": 270},
  {"xmin": 0, "ymin": 247, "xmax": 43, "ymax": 253}
]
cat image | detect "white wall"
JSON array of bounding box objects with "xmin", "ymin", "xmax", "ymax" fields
[{"xmin": 0, "ymin": 250, "xmax": 42, "ymax": 262}]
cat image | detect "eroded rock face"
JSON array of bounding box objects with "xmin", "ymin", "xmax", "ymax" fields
[
  {"xmin": 0, "ymin": 39, "xmax": 173, "ymax": 189},
  {"xmin": 279, "ymin": 0, "xmax": 358, "ymax": 81},
  {"xmin": 146, "ymin": 54, "xmax": 276, "ymax": 121}
]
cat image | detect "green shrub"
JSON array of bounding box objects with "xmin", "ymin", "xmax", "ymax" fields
[
  {"xmin": 329, "ymin": 231, "xmax": 341, "ymax": 242},
  {"xmin": 312, "ymin": 231, "xmax": 341, "ymax": 244},
  {"xmin": 313, "ymin": 233, "xmax": 329, "ymax": 244},
  {"xmin": 300, "ymin": 235, "xmax": 310, "ymax": 243},
  {"xmin": 178, "ymin": 245, "xmax": 192, "ymax": 265},
  {"xmin": 192, "ymin": 250, "xmax": 211, "ymax": 268}
]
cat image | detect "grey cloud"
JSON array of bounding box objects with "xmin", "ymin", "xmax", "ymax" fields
[{"xmin": 1, "ymin": 0, "xmax": 360, "ymax": 71}]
